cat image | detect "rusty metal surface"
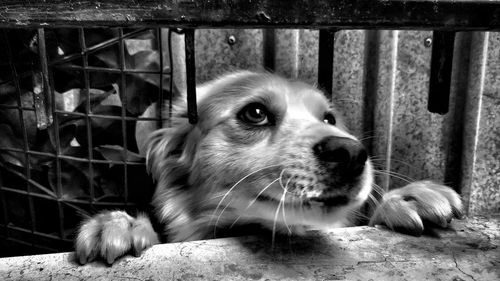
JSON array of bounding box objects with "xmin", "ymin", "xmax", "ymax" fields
[{"xmin": 0, "ymin": 0, "xmax": 499, "ymax": 30}]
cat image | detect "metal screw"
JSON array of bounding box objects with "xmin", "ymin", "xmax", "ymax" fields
[
  {"xmin": 227, "ymin": 35, "xmax": 236, "ymax": 45},
  {"xmin": 424, "ymin": 37, "xmax": 433, "ymax": 48}
]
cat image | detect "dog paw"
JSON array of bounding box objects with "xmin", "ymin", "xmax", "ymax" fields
[
  {"xmin": 369, "ymin": 181, "xmax": 463, "ymax": 236},
  {"xmin": 75, "ymin": 211, "xmax": 159, "ymax": 265}
]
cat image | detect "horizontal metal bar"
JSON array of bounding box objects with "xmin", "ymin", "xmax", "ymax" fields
[
  {"xmin": 0, "ymin": 104, "xmax": 35, "ymax": 111},
  {"xmin": 48, "ymin": 28, "xmax": 151, "ymax": 65},
  {"xmin": 0, "ymin": 1, "xmax": 499, "ymax": 30},
  {"xmin": 0, "ymin": 235, "xmax": 58, "ymax": 253},
  {"xmin": 54, "ymin": 110, "xmax": 168, "ymax": 121},
  {"xmin": 1, "ymin": 224, "xmax": 73, "ymax": 243},
  {"xmin": 0, "ymin": 148, "xmax": 146, "ymax": 165},
  {"xmin": 55, "ymin": 64, "xmax": 172, "ymax": 75},
  {"xmin": 0, "ymin": 186, "xmax": 140, "ymax": 207}
]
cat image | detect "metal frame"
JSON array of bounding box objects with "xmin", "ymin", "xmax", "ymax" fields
[{"xmin": 0, "ymin": 27, "xmax": 174, "ymax": 253}]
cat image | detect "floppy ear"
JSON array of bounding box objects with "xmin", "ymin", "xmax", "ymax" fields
[{"xmin": 145, "ymin": 121, "xmax": 196, "ymax": 183}]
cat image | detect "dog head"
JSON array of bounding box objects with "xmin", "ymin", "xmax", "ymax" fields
[{"xmin": 147, "ymin": 71, "xmax": 373, "ymax": 240}]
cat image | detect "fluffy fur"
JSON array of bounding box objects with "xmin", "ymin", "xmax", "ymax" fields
[{"xmin": 75, "ymin": 71, "xmax": 462, "ymax": 265}]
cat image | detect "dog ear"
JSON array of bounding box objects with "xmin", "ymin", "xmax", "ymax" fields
[{"xmin": 146, "ymin": 121, "xmax": 199, "ymax": 183}]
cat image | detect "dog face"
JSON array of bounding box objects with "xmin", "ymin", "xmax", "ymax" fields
[{"xmin": 147, "ymin": 71, "xmax": 373, "ymax": 240}]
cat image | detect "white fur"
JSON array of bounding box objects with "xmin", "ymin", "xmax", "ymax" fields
[{"xmin": 76, "ymin": 71, "xmax": 462, "ymax": 264}]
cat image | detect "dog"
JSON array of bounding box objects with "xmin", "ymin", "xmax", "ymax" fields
[{"xmin": 75, "ymin": 71, "xmax": 463, "ymax": 265}]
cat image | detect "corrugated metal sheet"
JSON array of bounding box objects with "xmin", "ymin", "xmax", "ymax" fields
[{"xmin": 171, "ymin": 29, "xmax": 499, "ymax": 216}]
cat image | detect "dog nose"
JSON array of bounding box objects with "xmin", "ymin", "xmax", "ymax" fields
[{"xmin": 313, "ymin": 136, "xmax": 368, "ymax": 175}]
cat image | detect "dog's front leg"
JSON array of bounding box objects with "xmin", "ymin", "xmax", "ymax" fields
[
  {"xmin": 75, "ymin": 211, "xmax": 159, "ymax": 265},
  {"xmin": 369, "ymin": 181, "xmax": 463, "ymax": 236}
]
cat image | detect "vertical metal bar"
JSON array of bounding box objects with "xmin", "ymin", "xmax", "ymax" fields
[
  {"xmin": 36, "ymin": 28, "xmax": 53, "ymax": 128},
  {"xmin": 362, "ymin": 30, "xmax": 380, "ymax": 155},
  {"xmin": 168, "ymin": 29, "xmax": 174, "ymax": 125},
  {"xmin": 428, "ymin": 31, "xmax": 456, "ymax": 114},
  {"xmin": 263, "ymin": 29, "xmax": 275, "ymax": 71},
  {"xmin": 48, "ymin": 59, "xmax": 65, "ymax": 240},
  {"xmin": 184, "ymin": 29, "xmax": 197, "ymax": 124},
  {"xmin": 2, "ymin": 30, "xmax": 36, "ymax": 236},
  {"xmin": 443, "ymin": 33, "xmax": 473, "ymax": 192},
  {"xmin": 0, "ymin": 168, "xmax": 7, "ymax": 227},
  {"xmin": 78, "ymin": 28, "xmax": 95, "ymax": 208},
  {"xmin": 0, "ymin": 31, "xmax": 10, "ymax": 231},
  {"xmin": 318, "ymin": 29, "xmax": 337, "ymax": 97},
  {"xmin": 157, "ymin": 28, "xmax": 164, "ymax": 129},
  {"xmin": 118, "ymin": 28, "xmax": 129, "ymax": 204}
]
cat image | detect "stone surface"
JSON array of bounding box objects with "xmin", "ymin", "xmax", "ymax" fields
[
  {"xmin": 1, "ymin": 216, "xmax": 498, "ymax": 281},
  {"xmin": 460, "ymin": 32, "xmax": 500, "ymax": 215}
]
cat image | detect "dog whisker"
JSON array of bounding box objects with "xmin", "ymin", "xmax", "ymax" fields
[
  {"xmin": 371, "ymin": 183, "xmax": 385, "ymax": 198},
  {"xmin": 211, "ymin": 164, "xmax": 283, "ymax": 237},
  {"xmin": 271, "ymin": 193, "xmax": 283, "ymax": 247},
  {"xmin": 229, "ymin": 177, "xmax": 281, "ymax": 229},
  {"xmin": 277, "ymin": 169, "xmax": 294, "ymax": 195},
  {"xmin": 346, "ymin": 208, "xmax": 369, "ymax": 222},
  {"xmin": 281, "ymin": 176, "xmax": 293, "ymax": 235},
  {"xmin": 272, "ymin": 174, "xmax": 294, "ymax": 247},
  {"xmin": 358, "ymin": 135, "xmax": 378, "ymax": 142},
  {"xmin": 278, "ymin": 168, "xmax": 286, "ymax": 190},
  {"xmin": 247, "ymin": 178, "xmax": 281, "ymax": 209},
  {"xmin": 369, "ymin": 156, "xmax": 417, "ymax": 170},
  {"xmin": 367, "ymin": 193, "xmax": 381, "ymax": 209},
  {"xmin": 373, "ymin": 170, "xmax": 414, "ymax": 184}
]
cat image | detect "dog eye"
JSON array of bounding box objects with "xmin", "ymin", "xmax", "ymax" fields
[
  {"xmin": 323, "ymin": 113, "xmax": 336, "ymax": 125},
  {"xmin": 239, "ymin": 103, "xmax": 271, "ymax": 125}
]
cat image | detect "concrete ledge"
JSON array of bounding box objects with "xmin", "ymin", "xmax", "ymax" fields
[{"xmin": 1, "ymin": 216, "xmax": 498, "ymax": 281}]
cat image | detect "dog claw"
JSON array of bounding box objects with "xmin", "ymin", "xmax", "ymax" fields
[
  {"xmin": 370, "ymin": 181, "xmax": 462, "ymax": 235},
  {"xmin": 75, "ymin": 211, "xmax": 159, "ymax": 265}
]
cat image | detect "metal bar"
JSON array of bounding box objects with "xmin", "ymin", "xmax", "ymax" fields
[
  {"xmin": 118, "ymin": 28, "xmax": 129, "ymax": 205},
  {"xmin": 0, "ymin": 159, "xmax": 8, "ymax": 227},
  {"xmin": 54, "ymin": 110, "xmax": 167, "ymax": 121},
  {"xmin": 49, "ymin": 28, "xmax": 150, "ymax": 65},
  {"xmin": 0, "ymin": 162, "xmax": 58, "ymax": 198},
  {"xmin": 2, "ymin": 186, "xmax": 141, "ymax": 209},
  {"xmin": 2, "ymin": 30, "xmax": 37, "ymax": 237},
  {"xmin": 1, "ymin": 236, "xmax": 59, "ymax": 253},
  {"xmin": 184, "ymin": 28, "xmax": 198, "ymax": 124},
  {"xmin": 0, "ymin": 149, "xmax": 146, "ymax": 166},
  {"xmin": 2, "ymin": 224, "xmax": 72, "ymax": 243},
  {"xmin": 168, "ymin": 29, "xmax": 174, "ymax": 125},
  {"xmin": 35, "ymin": 28, "xmax": 53, "ymax": 128},
  {"xmin": 78, "ymin": 28, "xmax": 95, "ymax": 210},
  {"xmin": 263, "ymin": 29, "xmax": 275, "ymax": 71},
  {"xmin": 0, "ymin": 104, "xmax": 35, "ymax": 111},
  {"xmin": 362, "ymin": 30, "xmax": 380, "ymax": 156},
  {"xmin": 53, "ymin": 64, "xmax": 172, "ymax": 75},
  {"xmin": 428, "ymin": 31, "xmax": 456, "ymax": 114},
  {"xmin": 318, "ymin": 29, "xmax": 336, "ymax": 97},
  {"xmin": 0, "ymin": 1, "xmax": 499, "ymax": 31},
  {"xmin": 157, "ymin": 28, "xmax": 164, "ymax": 129},
  {"xmin": 48, "ymin": 56, "xmax": 66, "ymax": 240},
  {"xmin": 0, "ymin": 186, "xmax": 139, "ymax": 209}
]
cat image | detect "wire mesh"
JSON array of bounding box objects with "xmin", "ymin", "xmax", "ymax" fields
[{"xmin": 0, "ymin": 27, "xmax": 174, "ymax": 256}]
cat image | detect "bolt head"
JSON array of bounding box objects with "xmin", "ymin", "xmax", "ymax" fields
[{"xmin": 424, "ymin": 37, "xmax": 433, "ymax": 47}]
